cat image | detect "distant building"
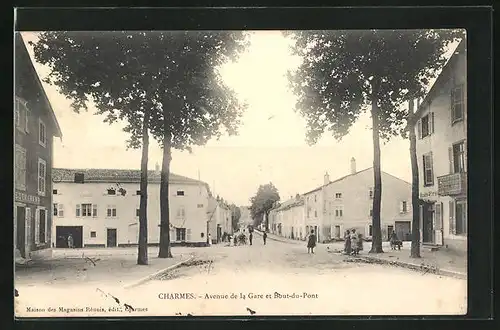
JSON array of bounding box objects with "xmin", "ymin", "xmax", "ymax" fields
[
  {"xmin": 408, "ymin": 40, "xmax": 467, "ymax": 252},
  {"xmin": 207, "ymin": 195, "xmax": 233, "ymax": 243},
  {"xmin": 268, "ymin": 195, "xmax": 305, "ymax": 240},
  {"xmin": 273, "ymin": 158, "xmax": 413, "ymax": 243},
  {"xmin": 14, "ymin": 34, "xmax": 63, "ymax": 260},
  {"xmin": 52, "ymin": 167, "xmax": 215, "ymax": 247}
]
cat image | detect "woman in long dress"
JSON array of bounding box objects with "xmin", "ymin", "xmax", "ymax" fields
[
  {"xmin": 307, "ymin": 230, "xmax": 316, "ymax": 254},
  {"xmin": 344, "ymin": 230, "xmax": 352, "ymax": 255}
]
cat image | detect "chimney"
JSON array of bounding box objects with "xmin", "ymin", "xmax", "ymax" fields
[
  {"xmin": 155, "ymin": 162, "xmax": 160, "ymax": 172},
  {"xmin": 350, "ymin": 157, "xmax": 357, "ymax": 174},
  {"xmin": 324, "ymin": 172, "xmax": 330, "ymax": 185}
]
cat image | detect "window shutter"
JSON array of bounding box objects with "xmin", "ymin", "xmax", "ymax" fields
[
  {"xmin": 187, "ymin": 229, "xmax": 192, "ymax": 241},
  {"xmin": 430, "ymin": 112, "xmax": 435, "ymax": 134},
  {"xmin": 464, "ymin": 140, "xmax": 467, "ymax": 172},
  {"xmin": 92, "ymin": 204, "xmax": 98, "ymax": 217},
  {"xmin": 58, "ymin": 204, "xmax": 64, "ymax": 217},
  {"xmin": 25, "ymin": 207, "xmax": 31, "ymax": 246},
  {"xmin": 429, "ymin": 152, "xmax": 434, "ymax": 185},
  {"xmin": 399, "ymin": 201, "xmax": 404, "ymax": 213},
  {"xmin": 76, "ymin": 204, "xmax": 81, "ymax": 217},
  {"xmin": 449, "ymin": 201, "xmax": 456, "ymax": 235},
  {"xmin": 435, "ymin": 203, "xmax": 442, "ymax": 230},
  {"xmin": 417, "ymin": 119, "xmax": 422, "ymax": 139},
  {"xmin": 448, "ymin": 147, "xmax": 454, "ymax": 174},
  {"xmin": 34, "ymin": 209, "xmax": 40, "ymax": 244}
]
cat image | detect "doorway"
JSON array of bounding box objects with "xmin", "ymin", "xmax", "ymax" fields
[
  {"xmin": 387, "ymin": 225, "xmax": 394, "ymax": 241},
  {"xmin": 334, "ymin": 225, "xmax": 341, "ymax": 239},
  {"xmin": 395, "ymin": 221, "xmax": 411, "ymax": 241},
  {"xmin": 217, "ymin": 225, "xmax": 222, "ymax": 243},
  {"xmin": 16, "ymin": 206, "xmax": 26, "ymax": 258},
  {"xmin": 422, "ymin": 203, "xmax": 435, "ymax": 244},
  {"xmin": 455, "ymin": 199, "xmax": 467, "ymax": 235},
  {"xmin": 55, "ymin": 226, "xmax": 83, "ymax": 248},
  {"xmin": 107, "ymin": 228, "xmax": 117, "ymax": 247}
]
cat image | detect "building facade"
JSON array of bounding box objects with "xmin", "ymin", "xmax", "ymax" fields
[
  {"xmin": 269, "ymin": 195, "xmax": 306, "ymax": 240},
  {"xmin": 207, "ymin": 196, "xmax": 233, "ymax": 243},
  {"xmin": 14, "ymin": 34, "xmax": 63, "ymax": 259},
  {"xmin": 52, "ymin": 168, "xmax": 216, "ymax": 247},
  {"xmin": 409, "ymin": 40, "xmax": 467, "ymax": 252}
]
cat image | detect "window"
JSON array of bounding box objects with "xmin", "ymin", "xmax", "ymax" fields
[
  {"xmin": 335, "ymin": 207, "xmax": 344, "ymax": 217},
  {"xmin": 197, "ymin": 204, "xmax": 204, "ymax": 208},
  {"xmin": 58, "ymin": 204, "xmax": 64, "ymax": 217},
  {"xmin": 423, "ymin": 153, "xmax": 434, "ymax": 186},
  {"xmin": 74, "ymin": 173, "xmax": 85, "ymax": 183},
  {"xmin": 136, "ymin": 190, "xmax": 141, "ymax": 195},
  {"xmin": 25, "ymin": 107, "xmax": 30, "ymax": 133},
  {"xmin": 39, "ymin": 118, "xmax": 47, "ymax": 147},
  {"xmin": 369, "ymin": 187, "xmax": 373, "ymax": 199},
  {"xmin": 451, "ymin": 84, "xmax": 464, "ymax": 123},
  {"xmin": 107, "ymin": 189, "xmax": 116, "ymax": 195},
  {"xmin": 107, "ymin": 205, "xmax": 117, "ymax": 218},
  {"xmin": 15, "ymin": 98, "xmax": 21, "ymax": 128},
  {"xmin": 176, "ymin": 228, "xmax": 186, "ymax": 241},
  {"xmin": 53, "ymin": 189, "xmax": 58, "ymax": 195},
  {"xmin": 90, "ymin": 231, "xmax": 97, "ymax": 238},
  {"xmin": 37, "ymin": 158, "xmax": 46, "ymax": 196},
  {"xmin": 455, "ymin": 200, "xmax": 467, "ymax": 235},
  {"xmin": 74, "ymin": 204, "xmax": 96, "ymax": 217},
  {"xmin": 401, "ymin": 201, "xmax": 408, "ymax": 213},
  {"xmin": 136, "ymin": 208, "xmax": 140, "ymax": 217},
  {"xmin": 176, "ymin": 190, "xmax": 185, "ymax": 196},
  {"xmin": 369, "ymin": 225, "xmax": 373, "ymax": 236},
  {"xmin": 335, "ymin": 193, "xmax": 342, "ymax": 199},
  {"xmin": 53, "ymin": 203, "xmax": 58, "ymax": 216},
  {"xmin": 176, "ymin": 207, "xmax": 186, "ymax": 218},
  {"xmin": 369, "ymin": 208, "xmax": 373, "ymax": 217},
  {"xmin": 452, "ymin": 141, "xmax": 466, "ymax": 173},
  {"xmin": 35, "ymin": 208, "xmax": 47, "ymax": 244},
  {"xmin": 418, "ymin": 112, "xmax": 435, "ymax": 139},
  {"xmin": 15, "ymin": 145, "xmax": 26, "ymax": 191}
]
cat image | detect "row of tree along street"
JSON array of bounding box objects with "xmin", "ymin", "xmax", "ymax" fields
[{"xmin": 31, "ymin": 29, "xmax": 464, "ymax": 265}]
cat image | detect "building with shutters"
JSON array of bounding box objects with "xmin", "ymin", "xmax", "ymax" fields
[
  {"xmin": 408, "ymin": 40, "xmax": 467, "ymax": 252},
  {"xmin": 14, "ymin": 33, "xmax": 63, "ymax": 260},
  {"xmin": 51, "ymin": 167, "xmax": 222, "ymax": 248},
  {"xmin": 268, "ymin": 158, "xmax": 413, "ymax": 244},
  {"xmin": 207, "ymin": 195, "xmax": 233, "ymax": 243}
]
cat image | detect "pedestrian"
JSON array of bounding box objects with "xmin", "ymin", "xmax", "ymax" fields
[
  {"xmin": 263, "ymin": 231, "xmax": 267, "ymax": 245},
  {"xmin": 249, "ymin": 232, "xmax": 253, "ymax": 245},
  {"xmin": 356, "ymin": 233, "xmax": 364, "ymax": 253},
  {"xmin": 67, "ymin": 234, "xmax": 74, "ymax": 249},
  {"xmin": 344, "ymin": 230, "xmax": 351, "ymax": 255},
  {"xmin": 351, "ymin": 229, "xmax": 358, "ymax": 255},
  {"xmin": 307, "ymin": 230, "xmax": 316, "ymax": 254}
]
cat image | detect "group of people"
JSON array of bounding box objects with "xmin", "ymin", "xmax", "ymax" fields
[{"xmin": 344, "ymin": 229, "xmax": 363, "ymax": 255}]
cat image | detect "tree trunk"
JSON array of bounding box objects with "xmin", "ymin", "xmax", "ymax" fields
[
  {"xmin": 409, "ymin": 99, "xmax": 422, "ymax": 258},
  {"xmin": 137, "ymin": 110, "xmax": 150, "ymax": 265},
  {"xmin": 158, "ymin": 127, "xmax": 173, "ymax": 258},
  {"xmin": 265, "ymin": 211, "xmax": 270, "ymax": 232},
  {"xmin": 369, "ymin": 95, "xmax": 384, "ymax": 254}
]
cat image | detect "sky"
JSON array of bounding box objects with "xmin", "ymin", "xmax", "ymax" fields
[{"xmin": 20, "ymin": 31, "xmax": 458, "ymax": 206}]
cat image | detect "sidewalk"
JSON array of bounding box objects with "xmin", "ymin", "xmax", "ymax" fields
[
  {"xmin": 254, "ymin": 229, "xmax": 303, "ymax": 245},
  {"xmin": 15, "ymin": 251, "xmax": 191, "ymax": 287}
]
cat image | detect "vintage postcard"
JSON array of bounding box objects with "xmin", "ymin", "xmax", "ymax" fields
[{"xmin": 14, "ymin": 29, "xmax": 467, "ymax": 317}]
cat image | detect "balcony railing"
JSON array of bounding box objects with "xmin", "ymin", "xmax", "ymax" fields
[{"xmin": 437, "ymin": 172, "xmax": 467, "ymax": 196}]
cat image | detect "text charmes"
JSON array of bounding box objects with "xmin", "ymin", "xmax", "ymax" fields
[{"xmin": 158, "ymin": 293, "xmax": 196, "ymax": 300}]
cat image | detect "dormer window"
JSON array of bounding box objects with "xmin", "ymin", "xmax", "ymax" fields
[
  {"xmin": 176, "ymin": 190, "xmax": 185, "ymax": 196},
  {"xmin": 74, "ymin": 172, "xmax": 85, "ymax": 184},
  {"xmin": 107, "ymin": 188, "xmax": 116, "ymax": 195}
]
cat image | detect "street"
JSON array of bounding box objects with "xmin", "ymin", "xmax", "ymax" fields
[{"xmin": 15, "ymin": 238, "xmax": 466, "ymax": 317}]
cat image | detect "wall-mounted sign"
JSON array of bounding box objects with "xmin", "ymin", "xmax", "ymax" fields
[
  {"xmin": 15, "ymin": 191, "xmax": 41, "ymax": 205},
  {"xmin": 419, "ymin": 191, "xmax": 438, "ymax": 198}
]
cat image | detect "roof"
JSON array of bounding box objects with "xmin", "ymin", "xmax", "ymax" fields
[
  {"xmin": 303, "ymin": 167, "xmax": 410, "ymax": 195},
  {"xmin": 408, "ymin": 39, "xmax": 466, "ymax": 127},
  {"xmin": 52, "ymin": 168, "xmax": 208, "ymax": 185},
  {"xmin": 271, "ymin": 196, "xmax": 304, "ymax": 212},
  {"xmin": 16, "ymin": 34, "xmax": 63, "ymax": 138}
]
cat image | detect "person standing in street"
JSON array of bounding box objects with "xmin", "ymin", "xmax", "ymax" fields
[
  {"xmin": 263, "ymin": 231, "xmax": 267, "ymax": 245},
  {"xmin": 67, "ymin": 234, "xmax": 74, "ymax": 249},
  {"xmin": 344, "ymin": 230, "xmax": 352, "ymax": 255},
  {"xmin": 351, "ymin": 229, "xmax": 358, "ymax": 255},
  {"xmin": 249, "ymin": 232, "xmax": 253, "ymax": 245},
  {"xmin": 307, "ymin": 230, "xmax": 316, "ymax": 254}
]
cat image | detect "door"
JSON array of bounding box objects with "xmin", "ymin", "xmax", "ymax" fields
[
  {"xmin": 217, "ymin": 225, "xmax": 222, "ymax": 243},
  {"xmin": 395, "ymin": 221, "xmax": 411, "ymax": 241},
  {"xmin": 422, "ymin": 203, "xmax": 435, "ymax": 243},
  {"xmin": 16, "ymin": 206, "xmax": 26, "ymax": 258},
  {"xmin": 106, "ymin": 228, "xmax": 117, "ymax": 247},
  {"xmin": 455, "ymin": 200, "xmax": 467, "ymax": 235},
  {"xmin": 387, "ymin": 225, "xmax": 394, "ymax": 241},
  {"xmin": 334, "ymin": 225, "xmax": 341, "ymax": 239}
]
